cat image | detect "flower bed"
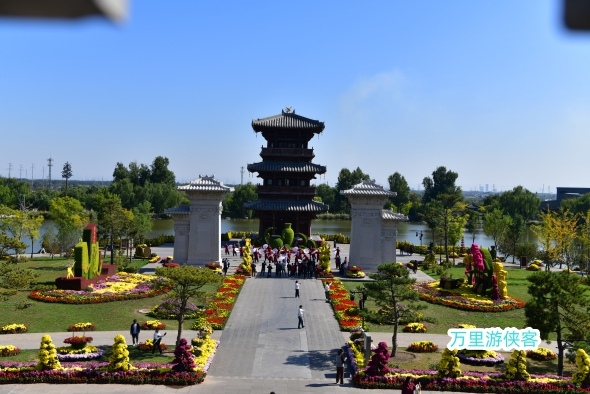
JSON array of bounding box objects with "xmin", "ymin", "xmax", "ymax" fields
[
  {"xmin": 63, "ymin": 336, "xmax": 93, "ymax": 349},
  {"xmin": 68, "ymin": 322, "xmax": 96, "ymax": 332},
  {"xmin": 407, "ymin": 341, "xmax": 438, "ymax": 353},
  {"xmin": 148, "ymin": 299, "xmax": 201, "ymax": 320},
  {"xmin": 325, "ymin": 278, "xmax": 363, "ymax": 330},
  {"xmin": 0, "ymin": 345, "xmax": 20, "ymax": 357},
  {"xmin": 0, "ymin": 361, "xmax": 206, "ymax": 385},
  {"xmin": 457, "ymin": 349, "xmax": 505, "ymax": 366},
  {"xmin": 346, "ymin": 266, "xmax": 366, "ymax": 278},
  {"xmin": 415, "ymin": 281, "xmax": 525, "ymax": 312},
  {"xmin": 352, "ymin": 368, "xmax": 586, "ymax": 393},
  {"xmin": 527, "ymin": 347, "xmax": 557, "ymax": 361},
  {"xmin": 203, "ymin": 275, "xmax": 246, "ymax": 330},
  {"xmin": 0, "ymin": 324, "xmax": 28, "ymax": 334},
  {"xmin": 403, "ymin": 323, "xmax": 427, "ymax": 333},
  {"xmin": 56, "ymin": 346, "xmax": 104, "ymax": 361},
  {"xmin": 29, "ymin": 273, "xmax": 170, "ymax": 304},
  {"xmin": 139, "ymin": 339, "xmax": 168, "ymax": 352},
  {"xmin": 141, "ymin": 320, "xmax": 166, "ymax": 330}
]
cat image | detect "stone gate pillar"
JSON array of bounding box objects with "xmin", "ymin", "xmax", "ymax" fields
[
  {"xmin": 166, "ymin": 175, "xmax": 233, "ymax": 266},
  {"xmin": 341, "ymin": 180, "xmax": 407, "ymax": 272}
]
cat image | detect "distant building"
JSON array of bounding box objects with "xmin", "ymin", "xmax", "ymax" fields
[
  {"xmin": 244, "ymin": 109, "xmax": 329, "ymax": 236},
  {"xmin": 542, "ymin": 187, "xmax": 590, "ymax": 210}
]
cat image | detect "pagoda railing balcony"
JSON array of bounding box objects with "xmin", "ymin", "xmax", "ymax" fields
[
  {"xmin": 256, "ymin": 185, "xmax": 317, "ymax": 196},
  {"xmin": 260, "ymin": 147, "xmax": 314, "ymax": 159}
]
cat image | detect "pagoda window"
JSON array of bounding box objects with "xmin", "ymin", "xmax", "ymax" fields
[
  {"xmin": 267, "ymin": 179, "xmax": 273, "ymax": 186},
  {"xmin": 300, "ymin": 180, "xmax": 306, "ymax": 186},
  {"xmin": 277, "ymin": 180, "xmax": 282, "ymax": 186},
  {"xmin": 285, "ymin": 179, "xmax": 290, "ymax": 186}
]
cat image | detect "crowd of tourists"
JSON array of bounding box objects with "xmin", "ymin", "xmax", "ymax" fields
[{"xmin": 224, "ymin": 242, "xmax": 349, "ymax": 278}]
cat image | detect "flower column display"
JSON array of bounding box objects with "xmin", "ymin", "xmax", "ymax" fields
[
  {"xmin": 493, "ymin": 261, "xmax": 508, "ymax": 299},
  {"xmin": 239, "ymin": 238, "xmax": 252, "ymax": 275},
  {"xmin": 108, "ymin": 334, "xmax": 133, "ymax": 371},
  {"xmin": 437, "ymin": 348, "xmax": 462, "ymax": 378},
  {"xmin": 37, "ymin": 335, "xmax": 61, "ymax": 370},
  {"xmin": 503, "ymin": 350, "xmax": 530, "ymax": 381},
  {"xmin": 573, "ymin": 349, "xmax": 590, "ymax": 388},
  {"xmin": 318, "ymin": 239, "xmax": 331, "ymax": 273}
]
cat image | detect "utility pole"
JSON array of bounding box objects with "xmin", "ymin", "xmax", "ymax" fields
[
  {"xmin": 47, "ymin": 157, "xmax": 53, "ymax": 190},
  {"xmin": 31, "ymin": 163, "xmax": 34, "ymax": 188},
  {"xmin": 7, "ymin": 163, "xmax": 12, "ymax": 178},
  {"xmin": 240, "ymin": 166, "xmax": 244, "ymax": 185},
  {"xmin": 19, "ymin": 164, "xmax": 23, "ymax": 180}
]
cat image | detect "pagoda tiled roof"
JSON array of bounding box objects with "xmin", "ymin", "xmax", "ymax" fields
[
  {"xmin": 340, "ymin": 180, "xmax": 396, "ymax": 197},
  {"xmin": 244, "ymin": 199, "xmax": 329, "ymax": 212},
  {"xmin": 177, "ymin": 175, "xmax": 234, "ymax": 192},
  {"xmin": 252, "ymin": 111, "xmax": 325, "ymax": 133},
  {"xmin": 247, "ymin": 161, "xmax": 326, "ymax": 174},
  {"xmin": 381, "ymin": 209, "xmax": 408, "ymax": 221}
]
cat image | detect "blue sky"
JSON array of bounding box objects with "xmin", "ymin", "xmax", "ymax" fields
[{"xmin": 1, "ymin": 1, "xmax": 589, "ymax": 194}]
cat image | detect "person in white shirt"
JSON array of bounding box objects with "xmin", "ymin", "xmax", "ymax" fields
[
  {"xmin": 297, "ymin": 305, "xmax": 305, "ymax": 329},
  {"xmin": 295, "ymin": 280, "xmax": 300, "ymax": 298}
]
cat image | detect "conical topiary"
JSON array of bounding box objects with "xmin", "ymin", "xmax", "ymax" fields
[
  {"xmin": 503, "ymin": 350, "xmax": 530, "ymax": 381},
  {"xmin": 365, "ymin": 341, "xmax": 390, "ymax": 377},
  {"xmin": 437, "ymin": 348, "xmax": 462, "ymax": 378},
  {"xmin": 573, "ymin": 349, "xmax": 590, "ymax": 388},
  {"xmin": 37, "ymin": 334, "xmax": 61, "ymax": 370},
  {"xmin": 172, "ymin": 338, "xmax": 197, "ymax": 372},
  {"xmin": 281, "ymin": 223, "xmax": 294, "ymax": 247},
  {"xmin": 108, "ymin": 334, "xmax": 133, "ymax": 371}
]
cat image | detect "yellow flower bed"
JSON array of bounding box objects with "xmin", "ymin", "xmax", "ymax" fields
[
  {"xmin": 426, "ymin": 282, "xmax": 494, "ymax": 304},
  {"xmin": 193, "ymin": 337, "xmax": 217, "ymax": 369},
  {"xmin": 0, "ymin": 345, "xmax": 20, "ymax": 357}
]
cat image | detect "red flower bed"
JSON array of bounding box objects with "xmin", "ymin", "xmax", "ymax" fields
[{"xmin": 205, "ymin": 275, "xmax": 246, "ymax": 330}]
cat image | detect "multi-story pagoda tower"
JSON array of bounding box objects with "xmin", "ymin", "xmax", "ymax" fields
[{"xmin": 244, "ymin": 109, "xmax": 329, "ymax": 236}]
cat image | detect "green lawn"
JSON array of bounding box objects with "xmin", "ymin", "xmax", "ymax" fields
[
  {"xmin": 0, "ymin": 258, "xmax": 217, "ymax": 333},
  {"xmin": 8, "ymin": 346, "xmax": 174, "ymax": 364},
  {"xmin": 341, "ymin": 267, "xmax": 535, "ymax": 335}
]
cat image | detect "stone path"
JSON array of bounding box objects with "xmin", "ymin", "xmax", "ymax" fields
[{"xmin": 208, "ymin": 275, "xmax": 344, "ymax": 380}]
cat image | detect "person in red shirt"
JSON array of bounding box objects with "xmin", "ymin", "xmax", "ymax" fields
[{"xmin": 401, "ymin": 376, "xmax": 415, "ymax": 394}]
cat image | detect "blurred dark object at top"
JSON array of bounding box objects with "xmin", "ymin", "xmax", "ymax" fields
[
  {"xmin": 565, "ymin": 0, "xmax": 590, "ymax": 30},
  {"xmin": 0, "ymin": 0, "xmax": 127, "ymax": 22}
]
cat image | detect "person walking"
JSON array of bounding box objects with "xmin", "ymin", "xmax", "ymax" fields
[
  {"xmin": 261, "ymin": 260, "xmax": 266, "ymax": 277},
  {"xmin": 295, "ymin": 280, "xmax": 300, "ymax": 298},
  {"xmin": 267, "ymin": 262, "xmax": 272, "ymax": 278},
  {"xmin": 129, "ymin": 319, "xmax": 141, "ymax": 346},
  {"xmin": 325, "ymin": 281, "xmax": 331, "ymax": 302},
  {"xmin": 297, "ymin": 305, "xmax": 305, "ymax": 329},
  {"xmin": 152, "ymin": 328, "xmax": 166, "ymax": 355},
  {"xmin": 335, "ymin": 348, "xmax": 347, "ymax": 384}
]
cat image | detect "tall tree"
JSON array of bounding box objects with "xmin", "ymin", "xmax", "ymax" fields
[
  {"xmin": 315, "ymin": 184, "xmax": 337, "ymax": 211},
  {"xmin": 223, "ymin": 183, "xmax": 257, "ymax": 219},
  {"xmin": 497, "ymin": 186, "xmax": 540, "ymax": 222},
  {"xmin": 333, "ymin": 167, "xmax": 370, "ymax": 214},
  {"xmin": 498, "ymin": 214, "xmax": 526, "ymax": 263},
  {"xmin": 131, "ymin": 201, "xmax": 153, "ymax": 244},
  {"xmin": 155, "ymin": 266, "xmax": 222, "ymax": 346},
  {"xmin": 465, "ymin": 211, "xmax": 481, "ymax": 244},
  {"xmin": 62, "ymin": 162, "xmax": 72, "ymax": 196},
  {"xmin": 525, "ymin": 271, "xmax": 590, "ymax": 376},
  {"xmin": 421, "ymin": 166, "xmax": 462, "ymax": 205},
  {"xmin": 48, "ymin": 196, "xmax": 88, "ymax": 256},
  {"xmin": 97, "ymin": 195, "xmax": 128, "ymax": 265},
  {"xmin": 150, "ymin": 156, "xmax": 176, "ymax": 186},
  {"xmin": 483, "ymin": 208, "xmax": 511, "ymax": 251},
  {"xmin": 361, "ymin": 263, "xmax": 424, "ymax": 357},
  {"xmin": 387, "ymin": 172, "xmax": 411, "ymax": 211}
]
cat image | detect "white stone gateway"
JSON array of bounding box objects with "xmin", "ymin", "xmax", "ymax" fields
[
  {"xmin": 340, "ymin": 180, "xmax": 408, "ymax": 272},
  {"xmin": 166, "ymin": 175, "xmax": 233, "ymax": 266}
]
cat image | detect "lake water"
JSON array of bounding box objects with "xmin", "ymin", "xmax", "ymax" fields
[{"xmin": 26, "ymin": 219, "xmax": 538, "ymax": 254}]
